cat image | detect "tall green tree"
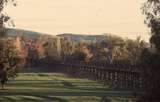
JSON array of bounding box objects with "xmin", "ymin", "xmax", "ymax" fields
[{"xmin": 141, "ymin": 0, "xmax": 160, "ymax": 101}]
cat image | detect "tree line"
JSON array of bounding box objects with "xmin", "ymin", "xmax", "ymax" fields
[{"xmin": 12, "ymin": 34, "xmax": 148, "ymax": 68}]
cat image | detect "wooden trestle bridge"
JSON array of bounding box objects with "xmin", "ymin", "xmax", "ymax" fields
[{"xmin": 60, "ymin": 62, "xmax": 144, "ymax": 90}]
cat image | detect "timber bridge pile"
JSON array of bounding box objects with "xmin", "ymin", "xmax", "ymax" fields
[{"xmin": 58, "ymin": 61, "xmax": 144, "ymax": 91}]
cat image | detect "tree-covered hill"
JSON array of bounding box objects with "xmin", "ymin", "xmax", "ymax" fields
[
  {"xmin": 5, "ymin": 28, "xmax": 52, "ymax": 39},
  {"xmin": 58, "ymin": 33, "xmax": 107, "ymax": 42}
]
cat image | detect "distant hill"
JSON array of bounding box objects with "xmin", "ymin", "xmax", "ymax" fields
[
  {"xmin": 5, "ymin": 29, "xmax": 111, "ymax": 43},
  {"xmin": 5, "ymin": 28, "xmax": 148, "ymax": 43},
  {"xmin": 57, "ymin": 33, "xmax": 107, "ymax": 42},
  {"xmin": 5, "ymin": 28, "xmax": 53, "ymax": 39},
  {"xmin": 5, "ymin": 29, "xmax": 107, "ymax": 42}
]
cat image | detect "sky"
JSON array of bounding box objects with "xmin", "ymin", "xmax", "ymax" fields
[{"xmin": 5, "ymin": 0, "xmax": 150, "ymax": 41}]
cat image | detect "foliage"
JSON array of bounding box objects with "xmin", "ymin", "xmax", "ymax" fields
[
  {"xmin": 141, "ymin": 0, "xmax": 160, "ymax": 101},
  {"xmin": 60, "ymin": 38, "xmax": 75, "ymax": 61},
  {"xmin": 17, "ymin": 35, "xmax": 45, "ymax": 67},
  {"xmin": 142, "ymin": 0, "xmax": 160, "ymax": 36},
  {"xmin": 43, "ymin": 37, "xmax": 59, "ymax": 59},
  {"xmin": 0, "ymin": 0, "xmax": 16, "ymax": 12},
  {"xmin": 88, "ymin": 35, "xmax": 147, "ymax": 64},
  {"xmin": 0, "ymin": 37, "xmax": 23, "ymax": 89},
  {"xmin": 142, "ymin": 0, "xmax": 160, "ymax": 49},
  {"xmin": 0, "ymin": 0, "xmax": 16, "ymax": 27},
  {"xmin": 139, "ymin": 48, "xmax": 160, "ymax": 101},
  {"xmin": 70, "ymin": 50, "xmax": 86, "ymax": 62}
]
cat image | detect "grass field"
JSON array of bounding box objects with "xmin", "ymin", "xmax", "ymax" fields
[{"xmin": 0, "ymin": 72, "xmax": 136, "ymax": 102}]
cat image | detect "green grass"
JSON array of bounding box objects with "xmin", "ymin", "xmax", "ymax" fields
[{"xmin": 0, "ymin": 72, "xmax": 136, "ymax": 102}]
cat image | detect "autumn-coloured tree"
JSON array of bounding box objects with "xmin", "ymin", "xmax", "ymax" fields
[
  {"xmin": 42, "ymin": 36, "xmax": 61, "ymax": 61},
  {"xmin": 87, "ymin": 35, "xmax": 147, "ymax": 65},
  {"xmin": 60, "ymin": 38, "xmax": 75, "ymax": 62},
  {"xmin": 0, "ymin": 0, "xmax": 23, "ymax": 89},
  {"xmin": 0, "ymin": 37, "xmax": 23, "ymax": 89}
]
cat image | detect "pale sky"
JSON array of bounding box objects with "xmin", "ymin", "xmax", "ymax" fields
[{"xmin": 6, "ymin": 0, "xmax": 150, "ymax": 41}]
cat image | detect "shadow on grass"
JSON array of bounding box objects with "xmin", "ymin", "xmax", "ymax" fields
[
  {"xmin": 0, "ymin": 89, "xmax": 134, "ymax": 98},
  {"xmin": 0, "ymin": 95, "xmax": 69, "ymax": 102},
  {"xmin": 7, "ymin": 80, "xmax": 108, "ymax": 92}
]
